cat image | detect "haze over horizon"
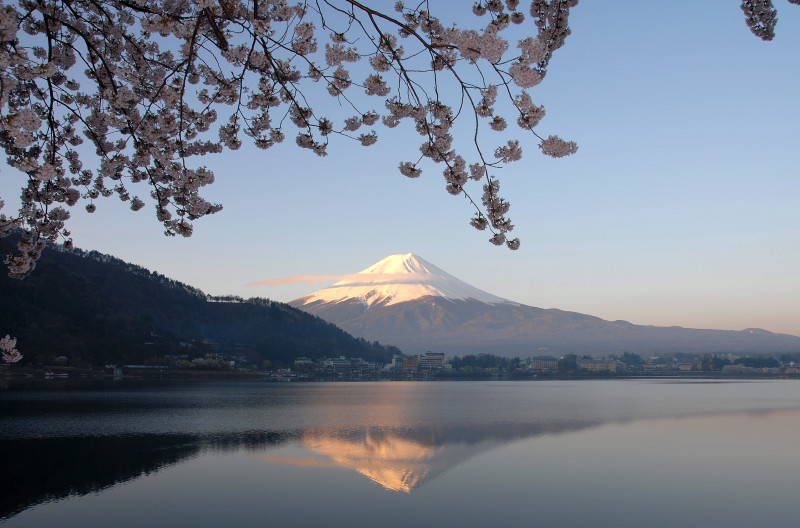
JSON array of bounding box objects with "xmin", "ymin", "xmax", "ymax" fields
[{"xmin": 2, "ymin": 2, "xmax": 798, "ymax": 337}]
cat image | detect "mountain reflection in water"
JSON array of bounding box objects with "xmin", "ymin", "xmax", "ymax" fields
[
  {"xmin": 263, "ymin": 422, "xmax": 588, "ymax": 493},
  {"xmin": 4, "ymin": 379, "xmax": 800, "ymax": 524},
  {"xmin": 0, "ymin": 419, "xmax": 598, "ymax": 516}
]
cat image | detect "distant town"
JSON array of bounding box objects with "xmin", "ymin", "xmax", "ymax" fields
[
  {"xmin": 263, "ymin": 351, "xmax": 800, "ymax": 382},
  {"xmin": 6, "ymin": 349, "xmax": 800, "ymax": 383}
]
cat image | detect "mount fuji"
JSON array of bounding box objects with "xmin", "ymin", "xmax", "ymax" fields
[{"xmin": 290, "ymin": 253, "xmax": 800, "ymax": 356}]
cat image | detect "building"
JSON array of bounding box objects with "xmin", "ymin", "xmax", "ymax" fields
[
  {"xmin": 391, "ymin": 354, "xmax": 404, "ymax": 369},
  {"xmin": 402, "ymin": 355, "xmax": 419, "ymax": 371},
  {"xmin": 321, "ymin": 356, "xmax": 351, "ymax": 373},
  {"xmin": 577, "ymin": 359, "xmax": 617, "ymax": 373},
  {"xmin": 528, "ymin": 358, "xmax": 558, "ymax": 372},
  {"xmin": 419, "ymin": 352, "xmax": 446, "ymax": 371}
]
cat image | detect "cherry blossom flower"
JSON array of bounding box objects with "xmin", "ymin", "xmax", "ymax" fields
[
  {"xmin": 0, "ymin": 0, "xmax": 574, "ymax": 278},
  {"xmin": 509, "ymin": 62, "xmax": 543, "ymax": 88},
  {"xmin": 741, "ymin": 0, "xmax": 777, "ymax": 40},
  {"xmin": 0, "ymin": 335, "xmax": 21, "ymax": 363},
  {"xmin": 399, "ymin": 162, "xmax": 422, "ymax": 178},
  {"xmin": 1, "ymin": 0, "xmax": 781, "ymax": 278},
  {"xmin": 495, "ymin": 140, "xmax": 523, "ymax": 163},
  {"xmin": 489, "ymin": 116, "xmax": 507, "ymax": 131},
  {"xmin": 540, "ymin": 135, "xmax": 578, "ymax": 158},
  {"xmin": 489, "ymin": 232, "xmax": 506, "ymax": 245},
  {"xmin": 358, "ymin": 132, "xmax": 378, "ymax": 146}
]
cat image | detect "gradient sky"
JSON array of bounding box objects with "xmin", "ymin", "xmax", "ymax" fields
[{"xmin": 2, "ymin": 2, "xmax": 799, "ymax": 336}]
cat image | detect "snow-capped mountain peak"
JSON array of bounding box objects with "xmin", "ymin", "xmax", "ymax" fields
[
  {"xmin": 294, "ymin": 253, "xmax": 511, "ymax": 308},
  {"xmin": 289, "ymin": 253, "xmax": 800, "ymax": 356},
  {"xmin": 361, "ymin": 253, "xmax": 437, "ymax": 276}
]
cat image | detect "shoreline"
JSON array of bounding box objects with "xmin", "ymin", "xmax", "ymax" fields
[{"xmin": 2, "ymin": 367, "xmax": 798, "ymax": 391}]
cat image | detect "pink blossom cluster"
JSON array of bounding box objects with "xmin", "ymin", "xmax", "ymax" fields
[
  {"xmin": 740, "ymin": 0, "xmax": 800, "ymax": 41},
  {"xmin": 0, "ymin": 334, "xmax": 21, "ymax": 363},
  {"xmin": 1, "ymin": 0, "xmax": 586, "ymax": 275},
  {"xmin": 539, "ymin": 135, "xmax": 578, "ymax": 158},
  {"xmin": 1, "ymin": 0, "xmax": 795, "ymax": 271},
  {"xmin": 741, "ymin": 0, "xmax": 778, "ymax": 40}
]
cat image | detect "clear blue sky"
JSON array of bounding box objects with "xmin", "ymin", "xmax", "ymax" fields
[{"xmin": 2, "ymin": 2, "xmax": 799, "ymax": 336}]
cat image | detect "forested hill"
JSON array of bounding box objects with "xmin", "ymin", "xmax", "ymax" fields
[{"xmin": 0, "ymin": 246, "xmax": 398, "ymax": 367}]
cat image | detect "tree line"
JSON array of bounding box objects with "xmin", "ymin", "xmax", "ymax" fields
[{"xmin": 0, "ymin": 244, "xmax": 397, "ymax": 367}]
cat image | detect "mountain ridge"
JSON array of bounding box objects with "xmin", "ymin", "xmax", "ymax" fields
[
  {"xmin": 290, "ymin": 254, "xmax": 800, "ymax": 356},
  {"xmin": 0, "ymin": 246, "xmax": 397, "ymax": 366}
]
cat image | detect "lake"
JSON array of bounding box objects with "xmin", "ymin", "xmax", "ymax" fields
[{"xmin": 2, "ymin": 379, "xmax": 800, "ymax": 527}]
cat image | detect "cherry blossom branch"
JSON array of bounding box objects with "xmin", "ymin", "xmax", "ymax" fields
[{"xmin": 2, "ymin": 0, "xmax": 793, "ymax": 280}]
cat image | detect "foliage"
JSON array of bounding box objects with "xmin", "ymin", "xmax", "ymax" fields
[
  {"xmin": 450, "ymin": 352, "xmax": 520, "ymax": 370},
  {"xmin": 734, "ymin": 355, "xmax": 780, "ymax": 369},
  {"xmin": 0, "ymin": 243, "xmax": 396, "ymax": 366},
  {"xmin": 0, "ymin": 0, "xmax": 593, "ymax": 279},
  {"xmin": 780, "ymin": 352, "xmax": 800, "ymax": 363},
  {"xmin": 700, "ymin": 354, "xmax": 731, "ymax": 371},
  {"xmin": 619, "ymin": 351, "xmax": 643, "ymax": 366},
  {"xmin": 740, "ymin": 0, "xmax": 800, "ymax": 40},
  {"xmin": 1, "ymin": 0, "xmax": 796, "ymax": 353}
]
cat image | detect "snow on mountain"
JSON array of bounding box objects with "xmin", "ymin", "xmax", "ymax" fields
[
  {"xmin": 293, "ymin": 253, "xmax": 512, "ymax": 308},
  {"xmin": 290, "ymin": 254, "xmax": 800, "ymax": 356}
]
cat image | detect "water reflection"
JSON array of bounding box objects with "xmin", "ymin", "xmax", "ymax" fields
[
  {"xmin": 0, "ymin": 434, "xmax": 201, "ymax": 520},
  {"xmin": 0, "ymin": 419, "xmax": 601, "ymax": 517},
  {"xmin": 0, "ymin": 429, "xmax": 312, "ymax": 520},
  {"xmin": 301, "ymin": 428, "xmax": 442, "ymax": 492},
  {"xmin": 4, "ymin": 379, "xmax": 800, "ymax": 523},
  {"xmin": 265, "ymin": 421, "xmax": 599, "ymax": 492}
]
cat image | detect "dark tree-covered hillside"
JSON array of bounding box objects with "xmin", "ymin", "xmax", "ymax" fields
[{"xmin": 0, "ymin": 245, "xmax": 397, "ymax": 366}]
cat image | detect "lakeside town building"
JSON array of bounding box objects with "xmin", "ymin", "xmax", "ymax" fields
[{"xmin": 576, "ymin": 359, "xmax": 618, "ymax": 373}]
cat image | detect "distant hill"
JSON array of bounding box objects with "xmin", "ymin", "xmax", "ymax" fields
[
  {"xmin": 291, "ymin": 253, "xmax": 800, "ymax": 357},
  {"xmin": 0, "ymin": 246, "xmax": 397, "ymax": 367}
]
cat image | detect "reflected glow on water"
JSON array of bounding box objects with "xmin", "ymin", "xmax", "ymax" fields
[
  {"xmin": 2, "ymin": 379, "xmax": 800, "ymax": 527},
  {"xmin": 300, "ymin": 429, "xmax": 438, "ymax": 492},
  {"xmin": 278, "ymin": 425, "xmax": 519, "ymax": 493}
]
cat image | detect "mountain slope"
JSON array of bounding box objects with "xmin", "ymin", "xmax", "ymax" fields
[
  {"xmin": 294, "ymin": 253, "xmax": 511, "ymax": 308},
  {"xmin": 0, "ymin": 246, "xmax": 397, "ymax": 366},
  {"xmin": 290, "ymin": 254, "xmax": 800, "ymax": 356}
]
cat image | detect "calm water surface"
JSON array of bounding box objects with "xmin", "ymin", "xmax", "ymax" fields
[{"xmin": 2, "ymin": 379, "xmax": 800, "ymax": 527}]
